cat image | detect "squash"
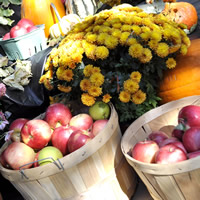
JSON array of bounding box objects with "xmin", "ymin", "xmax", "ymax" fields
[
  {"xmin": 21, "ymin": 0, "xmax": 66, "ymax": 37},
  {"xmin": 162, "ymin": 2, "xmax": 198, "ymax": 34},
  {"xmin": 158, "ymin": 39, "xmax": 200, "ymax": 104}
]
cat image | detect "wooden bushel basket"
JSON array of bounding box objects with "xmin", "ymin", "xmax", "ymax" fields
[
  {"xmin": 121, "ymin": 95, "xmax": 200, "ymax": 200},
  {"xmin": 0, "ymin": 103, "xmax": 137, "ymax": 200}
]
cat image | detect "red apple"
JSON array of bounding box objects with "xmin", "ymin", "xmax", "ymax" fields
[
  {"xmin": 182, "ymin": 127, "xmax": 200, "ymax": 152},
  {"xmin": 155, "ymin": 144, "xmax": 187, "ymax": 164},
  {"xmin": 148, "ymin": 131, "xmax": 169, "ymax": 146},
  {"xmin": 51, "ymin": 126, "xmax": 78, "ymax": 155},
  {"xmin": 159, "ymin": 137, "xmax": 179, "ymax": 147},
  {"xmin": 131, "ymin": 140, "xmax": 159, "ymax": 163},
  {"xmin": 68, "ymin": 129, "xmax": 92, "ymax": 153},
  {"xmin": 17, "ymin": 18, "xmax": 34, "ymax": 29},
  {"xmin": 169, "ymin": 141, "xmax": 187, "ymax": 154},
  {"xmin": 171, "ymin": 123, "xmax": 185, "ymax": 140},
  {"xmin": 21, "ymin": 119, "xmax": 52, "ymax": 150},
  {"xmin": 187, "ymin": 150, "xmax": 200, "ymax": 159},
  {"xmin": 27, "ymin": 25, "xmax": 38, "ymax": 33},
  {"xmin": 69, "ymin": 113, "xmax": 93, "ymax": 131},
  {"xmin": 91, "ymin": 119, "xmax": 108, "ymax": 137},
  {"xmin": 44, "ymin": 103, "xmax": 72, "ymax": 129},
  {"xmin": 178, "ymin": 105, "xmax": 200, "ymax": 128},
  {"xmin": 2, "ymin": 32, "xmax": 10, "ymax": 40},
  {"xmin": 33, "ymin": 151, "xmax": 40, "ymax": 168},
  {"xmin": 10, "ymin": 25, "xmax": 28, "ymax": 38},
  {"xmin": 9, "ymin": 118, "xmax": 29, "ymax": 142},
  {"xmin": 3, "ymin": 142, "xmax": 35, "ymax": 170},
  {"xmin": 0, "ymin": 150, "xmax": 10, "ymax": 168}
]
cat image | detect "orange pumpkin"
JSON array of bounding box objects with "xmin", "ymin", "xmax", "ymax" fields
[
  {"xmin": 162, "ymin": 2, "xmax": 198, "ymax": 32},
  {"xmin": 21, "ymin": 0, "xmax": 66, "ymax": 37},
  {"xmin": 158, "ymin": 39, "xmax": 200, "ymax": 104}
]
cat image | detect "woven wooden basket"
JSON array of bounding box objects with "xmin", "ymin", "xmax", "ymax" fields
[
  {"xmin": 0, "ymin": 103, "xmax": 137, "ymax": 200},
  {"xmin": 121, "ymin": 95, "xmax": 200, "ymax": 200}
]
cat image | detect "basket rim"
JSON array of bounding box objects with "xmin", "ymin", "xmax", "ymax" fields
[
  {"xmin": 121, "ymin": 95, "xmax": 200, "ymax": 175},
  {"xmin": 0, "ymin": 103, "xmax": 120, "ymax": 181},
  {"xmin": 0, "ymin": 24, "xmax": 45, "ymax": 43}
]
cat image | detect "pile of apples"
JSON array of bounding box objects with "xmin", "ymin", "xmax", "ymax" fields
[
  {"xmin": 132, "ymin": 105, "xmax": 200, "ymax": 164},
  {"xmin": 0, "ymin": 101, "xmax": 110, "ymax": 170},
  {"xmin": 2, "ymin": 18, "xmax": 38, "ymax": 40}
]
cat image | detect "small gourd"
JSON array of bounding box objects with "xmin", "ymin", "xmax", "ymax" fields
[{"xmin": 158, "ymin": 39, "xmax": 200, "ymax": 104}]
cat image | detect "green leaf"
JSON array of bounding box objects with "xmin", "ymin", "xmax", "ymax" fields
[
  {"xmin": 0, "ymin": 7, "xmax": 14, "ymax": 17},
  {"xmin": 0, "ymin": 16, "xmax": 14, "ymax": 25},
  {"xmin": 9, "ymin": 0, "xmax": 22, "ymax": 6}
]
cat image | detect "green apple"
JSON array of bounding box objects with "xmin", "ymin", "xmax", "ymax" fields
[
  {"xmin": 38, "ymin": 146, "xmax": 63, "ymax": 166},
  {"xmin": 89, "ymin": 101, "xmax": 110, "ymax": 121}
]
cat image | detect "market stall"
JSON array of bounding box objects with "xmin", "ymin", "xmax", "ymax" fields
[{"xmin": 0, "ymin": 0, "xmax": 200, "ymax": 199}]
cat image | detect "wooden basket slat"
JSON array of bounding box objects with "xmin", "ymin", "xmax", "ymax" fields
[
  {"xmin": 121, "ymin": 95, "xmax": 200, "ymax": 200},
  {"xmin": 1, "ymin": 103, "xmax": 137, "ymax": 200}
]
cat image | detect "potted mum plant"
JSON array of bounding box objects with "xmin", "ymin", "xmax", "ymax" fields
[{"xmin": 39, "ymin": 4, "xmax": 190, "ymax": 123}]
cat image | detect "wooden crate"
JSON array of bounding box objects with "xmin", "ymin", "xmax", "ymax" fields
[
  {"xmin": 121, "ymin": 95, "xmax": 200, "ymax": 200},
  {"xmin": 0, "ymin": 104, "xmax": 137, "ymax": 200}
]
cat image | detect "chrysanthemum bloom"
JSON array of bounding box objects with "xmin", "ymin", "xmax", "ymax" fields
[
  {"xmin": 127, "ymin": 38, "xmax": 137, "ymax": 46},
  {"xmin": 104, "ymin": 35, "xmax": 118, "ymax": 49},
  {"xmin": 129, "ymin": 43, "xmax": 143, "ymax": 58},
  {"xmin": 166, "ymin": 58, "xmax": 176, "ymax": 69},
  {"xmin": 121, "ymin": 24, "xmax": 132, "ymax": 32},
  {"xmin": 155, "ymin": 42, "xmax": 169, "ymax": 58},
  {"xmin": 89, "ymin": 72, "xmax": 104, "ymax": 87},
  {"xmin": 93, "ymin": 25, "xmax": 101, "ymax": 33},
  {"xmin": 119, "ymin": 90, "xmax": 131, "ymax": 103},
  {"xmin": 120, "ymin": 32, "xmax": 131, "ymax": 46},
  {"xmin": 112, "ymin": 23, "xmax": 122, "ymax": 29},
  {"xmin": 80, "ymin": 79, "xmax": 91, "ymax": 91},
  {"xmin": 123, "ymin": 79, "xmax": 139, "ymax": 94},
  {"xmin": 0, "ymin": 83, "xmax": 6, "ymax": 98},
  {"xmin": 84, "ymin": 64, "xmax": 94, "ymax": 77},
  {"xmin": 130, "ymin": 71, "xmax": 142, "ymax": 83},
  {"xmin": 95, "ymin": 46, "xmax": 109, "ymax": 60},
  {"xmin": 139, "ymin": 48, "xmax": 152, "ymax": 63},
  {"xmin": 81, "ymin": 93, "xmax": 96, "ymax": 106},
  {"xmin": 180, "ymin": 44, "xmax": 188, "ymax": 55},
  {"xmin": 57, "ymin": 84, "xmax": 72, "ymax": 93},
  {"xmin": 92, "ymin": 67, "xmax": 101, "ymax": 73},
  {"xmin": 88, "ymin": 85, "xmax": 102, "ymax": 97},
  {"xmin": 97, "ymin": 33, "xmax": 109, "ymax": 45},
  {"xmin": 148, "ymin": 40, "xmax": 158, "ymax": 50},
  {"xmin": 132, "ymin": 90, "xmax": 146, "ymax": 104},
  {"xmin": 85, "ymin": 43, "xmax": 97, "ymax": 60},
  {"xmin": 150, "ymin": 30, "xmax": 162, "ymax": 42},
  {"xmin": 85, "ymin": 33, "xmax": 98, "ymax": 43},
  {"xmin": 131, "ymin": 25, "xmax": 141, "ymax": 35},
  {"xmin": 103, "ymin": 94, "xmax": 112, "ymax": 103},
  {"xmin": 182, "ymin": 36, "xmax": 191, "ymax": 47}
]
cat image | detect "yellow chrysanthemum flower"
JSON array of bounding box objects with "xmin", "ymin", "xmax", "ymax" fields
[
  {"xmin": 84, "ymin": 64, "xmax": 93, "ymax": 77},
  {"xmin": 139, "ymin": 48, "xmax": 152, "ymax": 63},
  {"xmin": 104, "ymin": 35, "xmax": 118, "ymax": 49},
  {"xmin": 92, "ymin": 67, "xmax": 101, "ymax": 74},
  {"xmin": 166, "ymin": 57, "xmax": 176, "ymax": 69},
  {"xmin": 132, "ymin": 90, "xmax": 146, "ymax": 104},
  {"xmin": 111, "ymin": 28, "xmax": 122, "ymax": 39},
  {"xmin": 123, "ymin": 79, "xmax": 139, "ymax": 94},
  {"xmin": 148, "ymin": 40, "xmax": 158, "ymax": 50},
  {"xmin": 131, "ymin": 25, "xmax": 141, "ymax": 35},
  {"xmin": 89, "ymin": 72, "xmax": 104, "ymax": 87},
  {"xmin": 112, "ymin": 23, "xmax": 122, "ymax": 29},
  {"xmin": 156, "ymin": 42, "xmax": 169, "ymax": 58},
  {"xmin": 130, "ymin": 71, "xmax": 142, "ymax": 83},
  {"xmin": 85, "ymin": 43, "xmax": 97, "ymax": 60},
  {"xmin": 85, "ymin": 33, "xmax": 97, "ymax": 43},
  {"xmin": 88, "ymin": 85, "xmax": 102, "ymax": 97},
  {"xmin": 81, "ymin": 93, "xmax": 96, "ymax": 106},
  {"xmin": 120, "ymin": 32, "xmax": 131, "ymax": 46},
  {"xmin": 127, "ymin": 38, "xmax": 137, "ymax": 46},
  {"xmin": 182, "ymin": 36, "xmax": 191, "ymax": 47},
  {"xmin": 140, "ymin": 32, "xmax": 150, "ymax": 41},
  {"xmin": 93, "ymin": 25, "xmax": 101, "ymax": 33},
  {"xmin": 80, "ymin": 79, "xmax": 91, "ymax": 91},
  {"xmin": 97, "ymin": 33, "xmax": 109, "ymax": 45},
  {"xmin": 57, "ymin": 84, "xmax": 72, "ymax": 93},
  {"xmin": 119, "ymin": 90, "xmax": 131, "ymax": 103},
  {"xmin": 150, "ymin": 30, "xmax": 162, "ymax": 42},
  {"xmin": 99, "ymin": 25, "xmax": 112, "ymax": 34},
  {"xmin": 180, "ymin": 44, "xmax": 188, "ymax": 55},
  {"xmin": 129, "ymin": 43, "xmax": 143, "ymax": 58},
  {"xmin": 121, "ymin": 24, "xmax": 132, "ymax": 32},
  {"xmin": 103, "ymin": 93, "xmax": 112, "ymax": 103},
  {"xmin": 95, "ymin": 46, "xmax": 109, "ymax": 60},
  {"xmin": 43, "ymin": 79, "xmax": 54, "ymax": 91}
]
